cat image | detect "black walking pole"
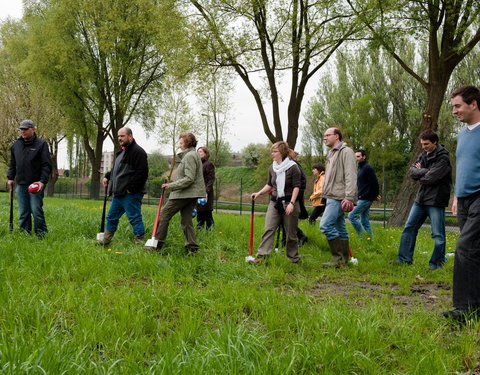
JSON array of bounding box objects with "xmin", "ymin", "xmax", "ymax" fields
[
  {"xmin": 100, "ymin": 184, "xmax": 108, "ymax": 233},
  {"xmin": 9, "ymin": 187, "xmax": 14, "ymax": 232}
]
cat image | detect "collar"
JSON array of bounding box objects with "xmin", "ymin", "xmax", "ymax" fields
[
  {"xmin": 118, "ymin": 139, "xmax": 136, "ymax": 153},
  {"xmin": 332, "ymin": 141, "xmax": 344, "ymax": 151},
  {"xmin": 467, "ymin": 122, "xmax": 480, "ymax": 131}
]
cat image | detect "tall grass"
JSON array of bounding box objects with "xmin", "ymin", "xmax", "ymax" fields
[{"xmin": 0, "ymin": 194, "xmax": 476, "ymax": 374}]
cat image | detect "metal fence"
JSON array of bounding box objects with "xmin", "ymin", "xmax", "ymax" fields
[{"xmin": 48, "ymin": 176, "xmax": 455, "ymax": 227}]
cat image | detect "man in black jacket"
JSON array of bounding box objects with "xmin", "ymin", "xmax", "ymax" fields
[
  {"xmin": 395, "ymin": 130, "xmax": 452, "ymax": 270},
  {"xmin": 7, "ymin": 120, "xmax": 52, "ymax": 237},
  {"xmin": 348, "ymin": 150, "xmax": 379, "ymax": 237},
  {"xmin": 99, "ymin": 127, "xmax": 149, "ymax": 246}
]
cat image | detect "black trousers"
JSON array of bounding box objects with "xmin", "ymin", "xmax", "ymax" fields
[
  {"xmin": 309, "ymin": 206, "xmax": 325, "ymax": 223},
  {"xmin": 197, "ymin": 210, "xmax": 214, "ymax": 230},
  {"xmin": 453, "ymin": 192, "xmax": 480, "ymax": 310}
]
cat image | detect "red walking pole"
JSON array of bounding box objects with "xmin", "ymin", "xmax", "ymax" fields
[{"xmin": 144, "ymin": 186, "xmax": 166, "ymax": 249}]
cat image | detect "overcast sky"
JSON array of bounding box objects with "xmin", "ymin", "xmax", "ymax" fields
[{"xmin": 0, "ymin": 1, "xmax": 316, "ymax": 167}]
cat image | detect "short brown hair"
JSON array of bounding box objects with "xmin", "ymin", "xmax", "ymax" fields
[
  {"xmin": 179, "ymin": 132, "xmax": 197, "ymax": 148},
  {"xmin": 451, "ymin": 86, "xmax": 480, "ymax": 107},
  {"xmin": 419, "ymin": 129, "xmax": 438, "ymax": 144},
  {"xmin": 333, "ymin": 127, "xmax": 343, "ymax": 141},
  {"xmin": 312, "ymin": 163, "xmax": 325, "ymax": 173},
  {"xmin": 197, "ymin": 146, "xmax": 210, "ymax": 160}
]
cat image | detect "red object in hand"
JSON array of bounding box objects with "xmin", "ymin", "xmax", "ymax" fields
[
  {"xmin": 341, "ymin": 199, "xmax": 354, "ymax": 213},
  {"xmin": 28, "ymin": 183, "xmax": 41, "ymax": 193}
]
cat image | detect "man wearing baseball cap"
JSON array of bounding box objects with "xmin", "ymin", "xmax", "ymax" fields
[{"xmin": 7, "ymin": 120, "xmax": 52, "ymax": 237}]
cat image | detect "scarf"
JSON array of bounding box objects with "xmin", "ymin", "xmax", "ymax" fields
[{"xmin": 272, "ymin": 157, "xmax": 296, "ymax": 198}]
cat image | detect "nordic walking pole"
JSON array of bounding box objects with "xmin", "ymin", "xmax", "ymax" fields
[
  {"xmin": 96, "ymin": 184, "xmax": 109, "ymax": 241},
  {"xmin": 274, "ymin": 224, "xmax": 281, "ymax": 253},
  {"xmin": 245, "ymin": 197, "xmax": 256, "ymax": 262},
  {"xmin": 9, "ymin": 186, "xmax": 14, "ymax": 232},
  {"xmin": 145, "ymin": 181, "xmax": 167, "ymax": 249},
  {"xmin": 349, "ymin": 246, "xmax": 358, "ymax": 265},
  {"xmin": 100, "ymin": 184, "xmax": 108, "ymax": 232}
]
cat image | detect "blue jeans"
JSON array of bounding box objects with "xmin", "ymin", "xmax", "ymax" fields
[
  {"xmin": 397, "ymin": 202, "xmax": 446, "ymax": 267},
  {"xmin": 16, "ymin": 184, "xmax": 48, "ymax": 237},
  {"xmin": 348, "ymin": 199, "xmax": 373, "ymax": 236},
  {"xmin": 320, "ymin": 199, "xmax": 349, "ymax": 241},
  {"xmin": 106, "ymin": 193, "xmax": 145, "ymax": 236}
]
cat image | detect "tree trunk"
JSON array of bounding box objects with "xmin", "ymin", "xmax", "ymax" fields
[
  {"xmin": 47, "ymin": 139, "xmax": 60, "ymax": 197},
  {"xmin": 388, "ymin": 80, "xmax": 449, "ymax": 225},
  {"xmin": 84, "ymin": 125, "xmax": 106, "ymax": 200},
  {"xmin": 47, "ymin": 151, "xmax": 59, "ymax": 197}
]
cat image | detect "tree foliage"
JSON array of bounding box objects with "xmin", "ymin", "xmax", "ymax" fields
[
  {"xmin": 240, "ymin": 143, "xmax": 270, "ymax": 167},
  {"xmin": 21, "ymin": 0, "xmax": 187, "ymax": 197},
  {"xmin": 347, "ymin": 0, "xmax": 480, "ymax": 224},
  {"xmin": 188, "ymin": 0, "xmax": 359, "ymax": 148},
  {"xmin": 195, "ymin": 70, "xmax": 233, "ymax": 166},
  {"xmin": 0, "ymin": 19, "xmax": 66, "ymax": 195}
]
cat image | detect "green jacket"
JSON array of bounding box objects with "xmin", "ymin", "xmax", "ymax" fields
[{"xmin": 168, "ymin": 147, "xmax": 206, "ymax": 199}]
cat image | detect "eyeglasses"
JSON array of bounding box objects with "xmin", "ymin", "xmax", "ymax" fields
[{"xmin": 323, "ymin": 134, "xmax": 335, "ymax": 138}]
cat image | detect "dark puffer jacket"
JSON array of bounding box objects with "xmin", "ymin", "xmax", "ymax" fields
[
  {"xmin": 410, "ymin": 144, "xmax": 452, "ymax": 207},
  {"xmin": 7, "ymin": 135, "xmax": 52, "ymax": 185},
  {"xmin": 105, "ymin": 139, "xmax": 148, "ymax": 197}
]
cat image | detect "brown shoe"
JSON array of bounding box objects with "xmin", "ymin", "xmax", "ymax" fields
[
  {"xmin": 134, "ymin": 235, "xmax": 145, "ymax": 246},
  {"xmin": 97, "ymin": 230, "xmax": 115, "ymax": 246}
]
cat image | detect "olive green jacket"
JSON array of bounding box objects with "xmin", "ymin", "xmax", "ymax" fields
[{"xmin": 168, "ymin": 147, "xmax": 206, "ymax": 199}]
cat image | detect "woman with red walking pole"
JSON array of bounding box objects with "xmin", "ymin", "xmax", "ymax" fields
[{"xmin": 249, "ymin": 141, "xmax": 301, "ymax": 264}]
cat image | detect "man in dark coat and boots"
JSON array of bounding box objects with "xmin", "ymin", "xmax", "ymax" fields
[
  {"xmin": 98, "ymin": 127, "xmax": 149, "ymax": 246},
  {"xmin": 395, "ymin": 130, "xmax": 452, "ymax": 270}
]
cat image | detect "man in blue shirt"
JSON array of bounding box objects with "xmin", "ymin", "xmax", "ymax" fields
[
  {"xmin": 348, "ymin": 150, "xmax": 379, "ymax": 237},
  {"xmin": 444, "ymin": 85, "xmax": 480, "ymax": 323}
]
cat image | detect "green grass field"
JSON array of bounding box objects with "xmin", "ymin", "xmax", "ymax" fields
[{"xmin": 0, "ymin": 194, "xmax": 477, "ymax": 374}]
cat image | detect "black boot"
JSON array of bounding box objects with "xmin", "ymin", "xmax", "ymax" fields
[{"xmin": 339, "ymin": 239, "xmax": 350, "ymax": 265}]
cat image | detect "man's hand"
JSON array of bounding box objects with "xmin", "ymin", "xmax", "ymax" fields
[
  {"xmin": 102, "ymin": 178, "xmax": 109, "ymax": 187},
  {"xmin": 341, "ymin": 199, "xmax": 354, "ymax": 212},
  {"xmin": 414, "ymin": 162, "xmax": 422, "ymax": 169},
  {"xmin": 452, "ymin": 196, "xmax": 457, "ymax": 217},
  {"xmin": 7, "ymin": 180, "xmax": 14, "ymax": 192},
  {"xmin": 162, "ymin": 183, "xmax": 170, "ymax": 190},
  {"xmin": 27, "ymin": 181, "xmax": 44, "ymax": 194}
]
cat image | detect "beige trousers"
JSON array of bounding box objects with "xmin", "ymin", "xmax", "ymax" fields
[{"xmin": 257, "ymin": 200, "xmax": 300, "ymax": 262}]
